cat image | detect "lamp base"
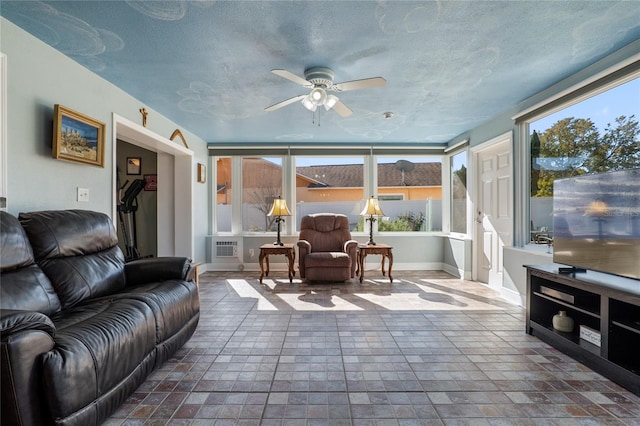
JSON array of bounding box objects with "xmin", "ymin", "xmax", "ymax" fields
[
  {"xmin": 366, "ymin": 215, "xmax": 377, "ymax": 245},
  {"xmin": 274, "ymin": 219, "xmax": 284, "ymax": 246}
]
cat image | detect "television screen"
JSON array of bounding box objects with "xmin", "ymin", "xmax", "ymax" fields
[{"xmin": 553, "ymin": 169, "xmax": 640, "ymax": 280}]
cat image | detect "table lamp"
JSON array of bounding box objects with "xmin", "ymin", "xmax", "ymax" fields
[
  {"xmin": 360, "ymin": 196, "xmax": 385, "ymax": 245},
  {"xmin": 267, "ymin": 196, "xmax": 291, "ymax": 246}
]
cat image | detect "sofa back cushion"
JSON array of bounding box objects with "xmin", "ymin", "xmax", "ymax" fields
[
  {"xmin": 19, "ymin": 210, "xmax": 126, "ymax": 309},
  {"xmin": 0, "ymin": 211, "xmax": 62, "ymax": 315},
  {"xmin": 299, "ymin": 213, "xmax": 352, "ymax": 252}
]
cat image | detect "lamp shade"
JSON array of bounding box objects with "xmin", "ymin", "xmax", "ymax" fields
[
  {"xmin": 360, "ymin": 196, "xmax": 384, "ymax": 216},
  {"xmin": 268, "ymin": 197, "xmax": 291, "ymax": 217}
]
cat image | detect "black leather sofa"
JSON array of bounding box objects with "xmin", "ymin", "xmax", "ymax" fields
[{"xmin": 0, "ymin": 210, "xmax": 200, "ymax": 426}]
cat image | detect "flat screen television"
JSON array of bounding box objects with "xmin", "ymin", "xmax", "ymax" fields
[{"xmin": 553, "ymin": 169, "xmax": 640, "ymax": 280}]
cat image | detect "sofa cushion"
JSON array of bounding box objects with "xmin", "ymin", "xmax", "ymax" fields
[
  {"xmin": 0, "ymin": 212, "xmax": 61, "ymax": 315},
  {"xmin": 45, "ymin": 298, "xmax": 156, "ymax": 421},
  {"xmin": 114, "ymin": 279, "xmax": 200, "ymax": 343},
  {"xmin": 19, "ymin": 210, "xmax": 126, "ymax": 309}
]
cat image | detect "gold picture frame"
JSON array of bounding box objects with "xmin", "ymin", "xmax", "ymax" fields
[
  {"xmin": 197, "ymin": 163, "xmax": 206, "ymax": 183},
  {"xmin": 53, "ymin": 104, "xmax": 105, "ymax": 167}
]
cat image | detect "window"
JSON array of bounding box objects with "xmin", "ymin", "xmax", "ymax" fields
[
  {"xmin": 529, "ymin": 78, "xmax": 640, "ymax": 243},
  {"xmin": 213, "ymin": 152, "xmax": 448, "ymax": 235},
  {"xmin": 451, "ymin": 151, "xmax": 467, "ymax": 234},
  {"xmin": 242, "ymin": 157, "xmax": 283, "ymax": 232},
  {"xmin": 295, "ymin": 156, "xmax": 364, "ymax": 232},
  {"xmin": 215, "ymin": 157, "xmax": 232, "ymax": 232},
  {"xmin": 375, "ymin": 157, "xmax": 442, "ymax": 232}
]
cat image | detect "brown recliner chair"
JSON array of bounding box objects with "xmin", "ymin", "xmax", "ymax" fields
[{"xmin": 297, "ymin": 213, "xmax": 358, "ymax": 282}]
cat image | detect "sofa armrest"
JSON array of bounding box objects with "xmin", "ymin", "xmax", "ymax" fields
[
  {"xmin": 1, "ymin": 310, "xmax": 56, "ymax": 426},
  {"xmin": 124, "ymin": 257, "xmax": 193, "ymax": 286},
  {"xmin": 1, "ymin": 309, "xmax": 55, "ymax": 337}
]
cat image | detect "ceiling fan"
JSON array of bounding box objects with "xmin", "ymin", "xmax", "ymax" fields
[{"xmin": 265, "ymin": 67, "xmax": 386, "ymax": 117}]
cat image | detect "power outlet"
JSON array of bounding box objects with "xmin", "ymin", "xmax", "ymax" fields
[
  {"xmin": 77, "ymin": 187, "xmax": 90, "ymax": 202},
  {"xmin": 249, "ymin": 249, "xmax": 255, "ymax": 258}
]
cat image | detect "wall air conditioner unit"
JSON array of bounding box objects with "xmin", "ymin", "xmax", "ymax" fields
[
  {"xmin": 216, "ymin": 240, "xmax": 239, "ymax": 258},
  {"xmin": 207, "ymin": 237, "xmax": 243, "ymax": 270}
]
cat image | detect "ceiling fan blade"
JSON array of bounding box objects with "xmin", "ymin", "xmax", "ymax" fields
[
  {"xmin": 332, "ymin": 100, "xmax": 353, "ymax": 117},
  {"xmin": 265, "ymin": 94, "xmax": 307, "ymax": 112},
  {"xmin": 271, "ymin": 69, "xmax": 313, "ymax": 88},
  {"xmin": 332, "ymin": 77, "xmax": 387, "ymax": 92}
]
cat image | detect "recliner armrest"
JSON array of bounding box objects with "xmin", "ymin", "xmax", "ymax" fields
[
  {"xmin": 343, "ymin": 239, "xmax": 358, "ymax": 254},
  {"xmin": 297, "ymin": 240, "xmax": 311, "ymax": 252},
  {"xmin": 124, "ymin": 257, "xmax": 193, "ymax": 286},
  {"xmin": 296, "ymin": 240, "xmax": 312, "ymax": 278}
]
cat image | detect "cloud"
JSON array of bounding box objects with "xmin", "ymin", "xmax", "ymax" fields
[
  {"xmin": 572, "ymin": 2, "xmax": 640, "ymax": 63},
  {"xmin": 2, "ymin": 1, "xmax": 124, "ymax": 72},
  {"xmin": 375, "ymin": 1, "xmax": 441, "ymax": 35},
  {"xmin": 338, "ymin": 110, "xmax": 406, "ymax": 140},
  {"xmin": 125, "ymin": 1, "xmax": 216, "ymax": 21},
  {"xmin": 178, "ymin": 81, "xmax": 269, "ymax": 121}
]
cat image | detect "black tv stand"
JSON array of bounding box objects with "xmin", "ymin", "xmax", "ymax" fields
[
  {"xmin": 526, "ymin": 264, "xmax": 640, "ymax": 396},
  {"xmin": 558, "ymin": 266, "xmax": 587, "ymax": 274}
]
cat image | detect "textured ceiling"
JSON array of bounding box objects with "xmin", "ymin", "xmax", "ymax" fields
[{"xmin": 2, "ymin": 1, "xmax": 639, "ymax": 145}]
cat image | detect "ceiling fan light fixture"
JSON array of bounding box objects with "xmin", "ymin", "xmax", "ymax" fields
[
  {"xmin": 301, "ymin": 95, "xmax": 317, "ymax": 112},
  {"xmin": 324, "ymin": 94, "xmax": 339, "ymax": 110},
  {"xmin": 309, "ymin": 87, "xmax": 327, "ymax": 106}
]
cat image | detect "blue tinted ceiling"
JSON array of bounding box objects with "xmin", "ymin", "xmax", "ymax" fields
[{"xmin": 2, "ymin": 1, "xmax": 639, "ymax": 145}]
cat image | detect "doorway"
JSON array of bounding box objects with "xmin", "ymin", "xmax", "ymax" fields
[
  {"xmin": 116, "ymin": 141, "xmax": 157, "ymax": 259},
  {"xmin": 112, "ymin": 114, "xmax": 194, "ymax": 259},
  {"xmin": 473, "ymin": 132, "xmax": 513, "ymax": 290}
]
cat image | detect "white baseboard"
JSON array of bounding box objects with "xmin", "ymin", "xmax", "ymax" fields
[
  {"xmin": 442, "ymin": 263, "xmax": 472, "ymax": 280},
  {"xmin": 500, "ymin": 286, "xmax": 524, "ymax": 306},
  {"xmin": 205, "ymin": 262, "xmax": 461, "ymax": 274}
]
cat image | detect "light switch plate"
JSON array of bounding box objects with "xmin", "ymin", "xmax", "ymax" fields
[{"xmin": 77, "ymin": 187, "xmax": 89, "ymax": 202}]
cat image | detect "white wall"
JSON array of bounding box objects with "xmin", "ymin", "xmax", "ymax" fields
[{"xmin": 1, "ymin": 18, "xmax": 210, "ymax": 263}]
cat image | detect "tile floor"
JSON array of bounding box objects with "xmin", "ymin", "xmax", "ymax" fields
[{"xmin": 105, "ymin": 271, "xmax": 640, "ymax": 425}]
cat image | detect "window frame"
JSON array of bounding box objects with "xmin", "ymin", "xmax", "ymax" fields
[
  {"xmin": 212, "ymin": 150, "xmax": 449, "ymax": 236},
  {"xmin": 519, "ymin": 69, "xmax": 640, "ymax": 248}
]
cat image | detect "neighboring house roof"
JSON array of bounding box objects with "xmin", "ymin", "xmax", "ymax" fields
[{"xmin": 296, "ymin": 162, "xmax": 442, "ymax": 188}]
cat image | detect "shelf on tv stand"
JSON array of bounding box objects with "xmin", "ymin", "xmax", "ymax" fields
[{"xmin": 525, "ymin": 264, "xmax": 640, "ymax": 396}]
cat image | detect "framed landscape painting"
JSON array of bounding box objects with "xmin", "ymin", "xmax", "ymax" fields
[{"xmin": 53, "ymin": 104, "xmax": 105, "ymax": 167}]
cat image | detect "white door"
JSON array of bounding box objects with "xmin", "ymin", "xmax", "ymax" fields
[{"xmin": 475, "ymin": 133, "xmax": 513, "ymax": 289}]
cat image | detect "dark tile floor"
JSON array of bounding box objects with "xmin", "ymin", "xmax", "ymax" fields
[{"xmin": 105, "ymin": 271, "xmax": 640, "ymax": 425}]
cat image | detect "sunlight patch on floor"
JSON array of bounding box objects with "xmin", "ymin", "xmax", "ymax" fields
[
  {"xmin": 227, "ymin": 279, "xmax": 278, "ymax": 310},
  {"xmin": 355, "ymin": 280, "xmax": 505, "ymax": 311},
  {"xmin": 276, "ymin": 292, "xmax": 364, "ymax": 311}
]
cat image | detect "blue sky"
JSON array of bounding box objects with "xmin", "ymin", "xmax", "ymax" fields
[{"xmin": 531, "ymin": 78, "xmax": 640, "ymax": 134}]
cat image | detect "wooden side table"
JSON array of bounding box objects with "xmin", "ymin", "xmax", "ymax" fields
[
  {"xmin": 190, "ymin": 262, "xmax": 202, "ymax": 286},
  {"xmin": 259, "ymin": 243, "xmax": 295, "ymax": 283},
  {"xmin": 357, "ymin": 243, "xmax": 393, "ymax": 283}
]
